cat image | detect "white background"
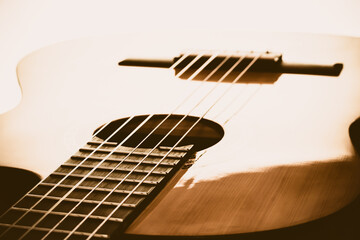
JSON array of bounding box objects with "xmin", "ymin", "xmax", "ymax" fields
[{"xmin": 0, "ymin": 0, "xmax": 359, "ymax": 113}]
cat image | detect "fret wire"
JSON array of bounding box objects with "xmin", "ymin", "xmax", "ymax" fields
[
  {"xmin": 79, "ymin": 147, "xmax": 186, "ymax": 158},
  {"xmin": 37, "ymin": 182, "xmax": 150, "ymax": 196},
  {"xmin": 0, "ymin": 119, "xmax": 116, "ymax": 233},
  {"xmin": 60, "ymin": 163, "xmax": 170, "ymax": 175},
  {"xmin": 88, "ymin": 140, "xmax": 191, "ymax": 152},
  {"xmin": 25, "ymin": 194, "xmax": 136, "ymax": 208},
  {"xmin": 65, "ymin": 146, "xmax": 190, "ymax": 239},
  {"xmin": 70, "ymin": 155, "xmax": 179, "ymax": 166},
  {"xmin": 87, "ymin": 141, "xmax": 118, "ymax": 147},
  {"xmin": 167, "ymin": 56, "xmax": 263, "ymax": 167},
  {"xmin": 158, "ymin": 145, "xmax": 193, "ymax": 151},
  {"xmin": 13, "ymin": 114, "xmax": 155, "ymax": 239},
  {"xmin": 10, "ymin": 207, "xmax": 125, "ymax": 222},
  {"xmin": 87, "ymin": 129, "xmax": 199, "ymax": 239},
  {"xmin": 0, "ymin": 223, "xmax": 109, "ymax": 238},
  {"xmin": 2, "ymin": 53, "xmax": 193, "ymax": 239},
  {"xmin": 0, "ymin": 116, "xmax": 138, "ymax": 239},
  {"xmin": 0, "ymin": 122, "xmax": 112, "ymax": 211},
  {"xmin": 0, "ymin": 51, "xmax": 187, "ymax": 239},
  {"xmin": 61, "ymin": 52, "xmax": 231, "ymax": 234},
  {"xmin": 86, "ymin": 53, "xmax": 262, "ymax": 239},
  {"xmin": 33, "ymin": 53, "xmax": 198, "ymax": 240},
  {"xmin": 55, "ymin": 163, "xmax": 170, "ymax": 175},
  {"xmin": 69, "ymin": 53, "xmax": 255, "ymax": 238},
  {"xmin": 56, "ymin": 147, "xmax": 186, "ymax": 239},
  {"xmin": 66, "ymin": 52, "xmax": 246, "ymax": 238},
  {"xmin": 73, "ymin": 53, "xmax": 255, "ymax": 238},
  {"xmin": 2, "ymin": 51, "xmax": 258, "ymax": 240},
  {"xmin": 49, "ymin": 172, "xmax": 160, "ymax": 185},
  {"xmin": 71, "ymin": 156, "xmax": 176, "ymax": 172}
]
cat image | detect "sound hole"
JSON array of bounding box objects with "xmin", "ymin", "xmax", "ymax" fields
[{"xmin": 94, "ymin": 114, "xmax": 224, "ymax": 151}]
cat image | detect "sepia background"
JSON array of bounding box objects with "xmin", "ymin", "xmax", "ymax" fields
[{"xmin": 0, "ymin": 0, "xmax": 360, "ymax": 238}]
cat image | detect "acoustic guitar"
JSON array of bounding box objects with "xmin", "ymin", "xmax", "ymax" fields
[{"xmin": 0, "ymin": 32, "xmax": 359, "ymax": 239}]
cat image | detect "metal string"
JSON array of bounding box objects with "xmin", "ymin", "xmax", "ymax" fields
[
  {"xmin": 0, "ymin": 114, "xmax": 135, "ymax": 237},
  {"xmin": 84, "ymin": 53, "xmax": 261, "ymax": 240},
  {"xmin": 42, "ymin": 52, "xmax": 231, "ymax": 239},
  {"xmin": 14, "ymin": 51, "xmax": 222, "ymax": 239},
  {"xmin": 37, "ymin": 52, "xmax": 220, "ymax": 239},
  {"xmin": 60, "ymin": 55, "xmax": 243, "ymax": 239},
  {"xmin": 7, "ymin": 51, "xmax": 260, "ymax": 239},
  {"xmin": 0, "ymin": 119, "xmax": 110, "ymax": 220},
  {"xmin": 78, "ymin": 54, "xmax": 260, "ymax": 239},
  {"xmin": 223, "ymin": 84, "xmax": 262, "ymax": 125},
  {"xmin": 189, "ymin": 84, "xmax": 263, "ymax": 165},
  {"xmin": 0, "ymin": 51, "xmax": 194, "ymax": 233},
  {"xmin": 9, "ymin": 53, "xmax": 195, "ymax": 239},
  {"xmin": 211, "ymin": 84, "xmax": 249, "ymax": 121}
]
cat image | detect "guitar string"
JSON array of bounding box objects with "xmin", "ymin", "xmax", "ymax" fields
[
  {"xmin": 0, "ymin": 114, "xmax": 137, "ymax": 235},
  {"xmin": 0, "ymin": 51, "xmax": 194, "ymax": 232},
  {"xmin": 0, "ymin": 119, "xmax": 111, "ymax": 220},
  {"xmin": 12, "ymin": 53, "xmax": 197, "ymax": 239},
  {"xmin": 223, "ymin": 84, "xmax": 262, "ymax": 125},
  {"xmin": 44, "ymin": 52, "xmax": 234, "ymax": 239},
  {"xmin": 0, "ymin": 50, "xmax": 225, "ymax": 228},
  {"xmin": 47, "ymin": 52, "xmax": 256, "ymax": 238},
  {"xmin": 9, "ymin": 50, "xmax": 256, "ymax": 238},
  {"xmin": 211, "ymin": 84, "xmax": 249, "ymax": 121},
  {"xmin": 14, "ymin": 51, "xmax": 221, "ymax": 239},
  {"xmin": 195, "ymin": 84, "xmax": 263, "ymax": 162},
  {"xmin": 37, "ymin": 52, "xmax": 223, "ymax": 239},
  {"xmin": 84, "ymin": 54, "xmax": 261, "ymax": 240},
  {"xmin": 0, "ymin": 50, "xmax": 208, "ymax": 226},
  {"xmin": 59, "ymin": 53, "xmax": 246, "ymax": 239},
  {"xmin": 10, "ymin": 50, "xmax": 253, "ymax": 238},
  {"xmin": 4, "ymin": 52, "xmax": 194, "ymax": 239},
  {"xmin": 65, "ymin": 53, "xmax": 258, "ymax": 239}
]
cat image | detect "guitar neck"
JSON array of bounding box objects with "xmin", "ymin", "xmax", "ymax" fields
[{"xmin": 0, "ymin": 137, "xmax": 193, "ymax": 239}]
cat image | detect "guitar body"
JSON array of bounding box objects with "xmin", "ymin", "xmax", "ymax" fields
[{"xmin": 1, "ymin": 32, "xmax": 360, "ymax": 239}]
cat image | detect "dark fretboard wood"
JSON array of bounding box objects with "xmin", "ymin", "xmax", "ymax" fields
[{"xmin": 0, "ymin": 138, "xmax": 193, "ymax": 240}]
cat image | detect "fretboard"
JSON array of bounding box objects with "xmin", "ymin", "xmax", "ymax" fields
[{"xmin": 0, "ymin": 138, "xmax": 193, "ymax": 239}]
